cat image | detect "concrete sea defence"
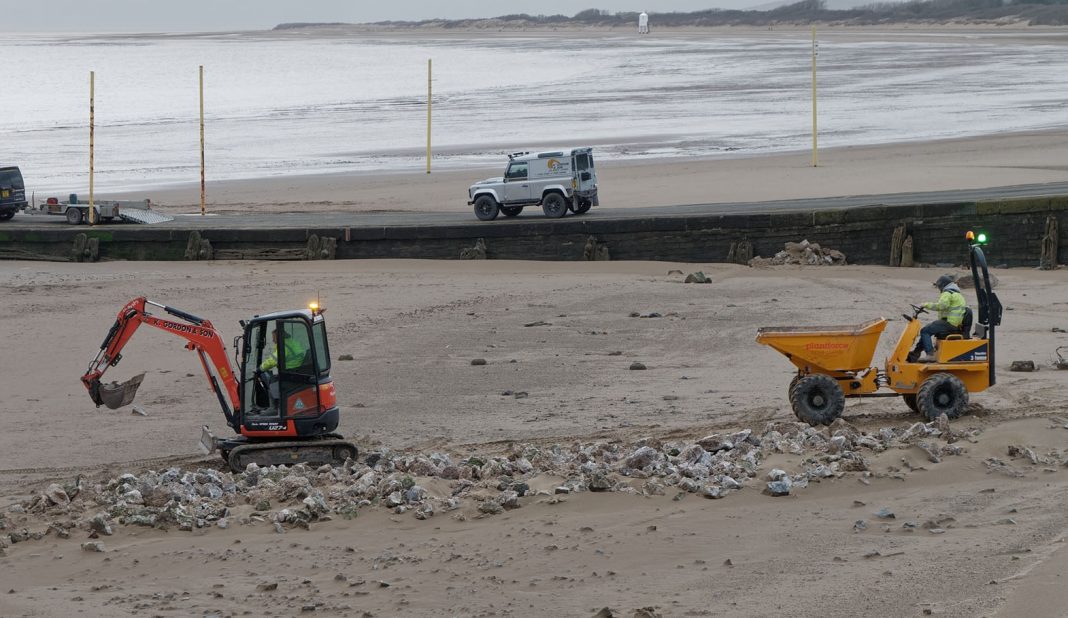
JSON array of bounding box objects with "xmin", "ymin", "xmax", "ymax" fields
[{"xmin": 0, "ymin": 196, "xmax": 1064, "ymax": 267}]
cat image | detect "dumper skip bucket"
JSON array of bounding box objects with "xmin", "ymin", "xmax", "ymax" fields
[{"xmin": 756, "ymin": 319, "xmax": 888, "ymax": 374}]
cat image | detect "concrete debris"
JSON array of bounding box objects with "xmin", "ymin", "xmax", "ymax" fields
[
  {"xmin": 3, "ymin": 416, "xmax": 990, "ymax": 543},
  {"xmin": 749, "ymin": 239, "xmax": 847, "ymax": 267},
  {"xmin": 684, "ymin": 272, "xmax": 711, "ymax": 284}
]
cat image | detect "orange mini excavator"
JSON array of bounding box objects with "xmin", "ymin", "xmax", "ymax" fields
[{"xmin": 81, "ymin": 297, "xmax": 357, "ymax": 472}]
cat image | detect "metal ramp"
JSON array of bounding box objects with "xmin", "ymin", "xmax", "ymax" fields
[{"xmin": 119, "ymin": 207, "xmax": 174, "ymax": 224}]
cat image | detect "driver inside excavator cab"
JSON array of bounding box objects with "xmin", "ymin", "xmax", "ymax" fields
[{"xmin": 258, "ymin": 328, "xmax": 308, "ymax": 412}]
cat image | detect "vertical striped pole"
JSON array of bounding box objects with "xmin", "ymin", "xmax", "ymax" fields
[
  {"xmin": 89, "ymin": 70, "xmax": 96, "ymax": 225},
  {"xmin": 422, "ymin": 59, "xmax": 427, "ymax": 173},
  {"xmin": 200, "ymin": 65, "xmax": 206, "ymax": 216},
  {"xmin": 811, "ymin": 26, "xmax": 818, "ymax": 168}
]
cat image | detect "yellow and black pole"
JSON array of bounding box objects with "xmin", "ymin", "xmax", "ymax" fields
[
  {"xmin": 199, "ymin": 65, "xmax": 206, "ymax": 216},
  {"xmin": 426, "ymin": 58, "xmax": 432, "ymax": 174},
  {"xmin": 89, "ymin": 70, "xmax": 96, "ymax": 225},
  {"xmin": 811, "ymin": 26, "xmax": 818, "ymax": 168}
]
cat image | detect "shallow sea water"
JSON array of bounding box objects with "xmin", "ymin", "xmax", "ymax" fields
[{"xmin": 2, "ymin": 31, "xmax": 1067, "ymax": 192}]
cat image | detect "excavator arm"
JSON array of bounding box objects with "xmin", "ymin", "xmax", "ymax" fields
[{"xmin": 81, "ymin": 297, "xmax": 241, "ymax": 426}]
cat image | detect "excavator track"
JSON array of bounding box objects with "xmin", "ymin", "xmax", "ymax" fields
[{"xmin": 223, "ymin": 437, "xmax": 358, "ymax": 473}]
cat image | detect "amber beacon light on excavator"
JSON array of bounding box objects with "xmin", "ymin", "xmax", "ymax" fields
[
  {"xmin": 81, "ymin": 297, "xmax": 357, "ymax": 472},
  {"xmin": 757, "ymin": 231, "xmax": 1002, "ymax": 425}
]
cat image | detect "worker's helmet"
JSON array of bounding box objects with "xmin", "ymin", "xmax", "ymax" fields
[{"xmin": 933, "ymin": 274, "xmax": 954, "ymax": 291}]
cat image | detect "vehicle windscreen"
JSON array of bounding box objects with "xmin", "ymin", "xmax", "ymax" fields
[
  {"xmin": 0, "ymin": 168, "xmax": 24, "ymax": 189},
  {"xmin": 505, "ymin": 162, "xmax": 528, "ymax": 180},
  {"xmin": 575, "ymin": 154, "xmax": 590, "ymax": 171}
]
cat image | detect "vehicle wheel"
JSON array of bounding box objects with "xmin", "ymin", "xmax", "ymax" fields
[
  {"xmin": 572, "ymin": 200, "xmax": 592, "ymax": 215},
  {"xmin": 902, "ymin": 393, "xmax": 919, "ymax": 414},
  {"xmin": 541, "ymin": 193, "xmax": 567, "ymax": 218},
  {"xmin": 333, "ymin": 444, "xmax": 358, "ymax": 464},
  {"xmin": 788, "ymin": 374, "xmax": 802, "ymax": 399},
  {"xmin": 790, "ymin": 374, "xmax": 845, "ymax": 426},
  {"xmin": 66, "ymin": 208, "xmax": 83, "ymax": 225},
  {"xmin": 500, "ymin": 206, "xmax": 523, "ymax": 217},
  {"xmin": 0, "ymin": 210, "xmax": 14, "ymax": 221},
  {"xmin": 916, "ymin": 372, "xmax": 968, "ymax": 421},
  {"xmin": 473, "ymin": 195, "xmax": 499, "ymax": 221}
]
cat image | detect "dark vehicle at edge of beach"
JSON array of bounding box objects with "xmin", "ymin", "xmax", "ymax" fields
[{"xmin": 0, "ymin": 166, "xmax": 28, "ymax": 221}]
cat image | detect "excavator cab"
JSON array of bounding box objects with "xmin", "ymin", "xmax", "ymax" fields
[{"xmin": 237, "ymin": 309, "xmax": 339, "ymax": 438}]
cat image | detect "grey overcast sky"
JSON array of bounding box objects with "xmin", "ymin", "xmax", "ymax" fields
[{"xmin": 1, "ymin": 1, "xmax": 757, "ymax": 32}]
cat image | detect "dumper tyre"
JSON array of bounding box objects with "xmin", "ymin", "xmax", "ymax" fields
[
  {"xmin": 66, "ymin": 207, "xmax": 83, "ymax": 225},
  {"xmin": 541, "ymin": 193, "xmax": 568, "ymax": 218},
  {"xmin": 916, "ymin": 373, "xmax": 967, "ymax": 421},
  {"xmin": 790, "ymin": 374, "xmax": 845, "ymax": 426},
  {"xmin": 474, "ymin": 195, "xmax": 500, "ymax": 221},
  {"xmin": 500, "ymin": 206, "xmax": 523, "ymax": 217},
  {"xmin": 902, "ymin": 393, "xmax": 919, "ymax": 414},
  {"xmin": 788, "ymin": 374, "xmax": 802, "ymax": 398}
]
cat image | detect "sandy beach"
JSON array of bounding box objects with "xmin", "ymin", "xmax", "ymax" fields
[
  {"xmin": 3, "ymin": 23, "xmax": 1068, "ymax": 618},
  {"xmin": 1, "ymin": 258, "xmax": 1067, "ymax": 617},
  {"xmin": 102, "ymin": 130, "xmax": 1068, "ymax": 216}
]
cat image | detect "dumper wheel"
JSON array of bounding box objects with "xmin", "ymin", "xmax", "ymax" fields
[
  {"xmin": 500, "ymin": 206, "xmax": 523, "ymax": 217},
  {"xmin": 788, "ymin": 374, "xmax": 802, "ymax": 399},
  {"xmin": 916, "ymin": 373, "xmax": 968, "ymax": 421},
  {"xmin": 790, "ymin": 374, "xmax": 845, "ymax": 426},
  {"xmin": 541, "ymin": 193, "xmax": 568, "ymax": 218},
  {"xmin": 902, "ymin": 393, "xmax": 919, "ymax": 414},
  {"xmin": 474, "ymin": 196, "xmax": 499, "ymax": 221}
]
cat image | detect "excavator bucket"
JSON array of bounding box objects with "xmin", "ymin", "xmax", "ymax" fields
[{"xmin": 92, "ymin": 373, "xmax": 146, "ymax": 410}]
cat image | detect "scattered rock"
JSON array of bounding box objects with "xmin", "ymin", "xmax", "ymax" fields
[
  {"xmin": 953, "ymin": 271, "xmax": 999, "ymax": 290},
  {"xmin": 338, "ymin": 354, "xmax": 354, "ymax": 361},
  {"xmin": 764, "ymin": 478, "xmax": 792, "ymax": 497},
  {"xmin": 131, "ymin": 405, "xmax": 148, "ymax": 417},
  {"xmin": 684, "ymin": 272, "xmax": 711, "ymax": 284},
  {"xmin": 478, "ymin": 501, "xmax": 503, "ymax": 515},
  {"xmin": 470, "ymin": 358, "xmax": 487, "ymax": 366},
  {"xmin": 256, "ymin": 582, "xmax": 278, "ymax": 592},
  {"xmin": 44, "ymin": 484, "xmax": 70, "ymax": 506},
  {"xmin": 629, "ymin": 362, "xmax": 647, "ymax": 371},
  {"xmin": 524, "ymin": 321, "xmax": 552, "ymax": 327},
  {"xmin": 875, "ymin": 508, "xmax": 896, "ymax": 519},
  {"xmin": 81, "ymin": 541, "xmax": 105, "ymax": 553},
  {"xmin": 1010, "ymin": 360, "xmax": 1036, "ymax": 372}
]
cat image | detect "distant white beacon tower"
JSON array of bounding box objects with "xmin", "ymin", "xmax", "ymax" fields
[{"xmin": 638, "ymin": 11, "xmax": 649, "ymax": 34}]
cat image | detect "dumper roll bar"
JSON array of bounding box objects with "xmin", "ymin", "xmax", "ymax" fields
[{"xmin": 969, "ymin": 243, "xmax": 1002, "ymax": 386}]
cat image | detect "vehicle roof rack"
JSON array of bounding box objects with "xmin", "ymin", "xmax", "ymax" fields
[
  {"xmin": 508, "ymin": 151, "xmax": 530, "ymax": 160},
  {"xmin": 537, "ymin": 152, "xmax": 564, "ymax": 158}
]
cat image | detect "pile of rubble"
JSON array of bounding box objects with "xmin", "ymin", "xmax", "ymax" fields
[
  {"xmin": 2, "ymin": 416, "xmax": 985, "ymax": 551},
  {"xmin": 749, "ymin": 240, "xmax": 847, "ymax": 267}
]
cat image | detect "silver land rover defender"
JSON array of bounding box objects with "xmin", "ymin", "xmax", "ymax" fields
[{"xmin": 468, "ymin": 148, "xmax": 598, "ymax": 221}]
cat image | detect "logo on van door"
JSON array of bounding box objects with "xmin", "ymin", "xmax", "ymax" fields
[{"xmin": 546, "ymin": 158, "xmax": 561, "ymax": 172}]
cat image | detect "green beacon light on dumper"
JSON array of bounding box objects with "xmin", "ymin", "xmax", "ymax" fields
[{"xmin": 966, "ymin": 230, "xmax": 988, "ymax": 245}]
